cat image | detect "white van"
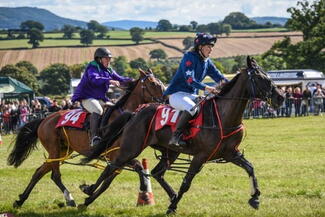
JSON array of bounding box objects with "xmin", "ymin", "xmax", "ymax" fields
[{"xmin": 267, "ymin": 69, "xmax": 325, "ymax": 89}]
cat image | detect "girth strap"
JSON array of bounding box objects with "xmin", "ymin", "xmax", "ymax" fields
[{"xmin": 206, "ymin": 99, "xmax": 244, "ymax": 162}]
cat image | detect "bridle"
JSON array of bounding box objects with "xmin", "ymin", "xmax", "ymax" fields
[
  {"xmin": 140, "ymin": 73, "xmax": 165, "ymax": 103},
  {"xmin": 247, "ymin": 66, "xmax": 275, "ymax": 105}
]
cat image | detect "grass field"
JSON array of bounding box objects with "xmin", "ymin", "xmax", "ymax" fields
[
  {"xmin": 0, "ymin": 31, "xmax": 195, "ymax": 49},
  {"xmin": 0, "ymin": 39, "xmax": 153, "ymax": 49},
  {"xmin": 0, "ymin": 30, "xmax": 300, "ymax": 50},
  {"xmin": 0, "ymin": 31, "xmax": 199, "ymax": 40},
  {"xmin": 0, "ymin": 116, "xmax": 324, "ymax": 217}
]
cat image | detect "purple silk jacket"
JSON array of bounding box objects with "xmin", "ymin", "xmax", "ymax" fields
[{"xmin": 72, "ymin": 61, "xmax": 131, "ymax": 102}]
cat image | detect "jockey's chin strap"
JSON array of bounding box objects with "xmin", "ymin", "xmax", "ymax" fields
[
  {"xmin": 199, "ymin": 48, "xmax": 208, "ymax": 60},
  {"xmin": 247, "ymin": 67, "xmax": 274, "ymax": 105},
  {"xmin": 140, "ymin": 74, "xmax": 165, "ymax": 103}
]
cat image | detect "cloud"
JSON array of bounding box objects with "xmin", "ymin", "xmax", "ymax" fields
[{"xmin": 0, "ymin": 0, "xmax": 309, "ymax": 24}]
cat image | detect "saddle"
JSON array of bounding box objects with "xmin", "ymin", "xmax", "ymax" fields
[
  {"xmin": 55, "ymin": 101, "xmax": 116, "ymax": 131},
  {"xmin": 154, "ymin": 104, "xmax": 203, "ymax": 140}
]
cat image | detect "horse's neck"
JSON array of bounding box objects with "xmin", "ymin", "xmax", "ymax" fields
[
  {"xmin": 218, "ymin": 77, "xmax": 249, "ymax": 127},
  {"xmin": 122, "ymin": 86, "xmax": 143, "ymax": 112}
]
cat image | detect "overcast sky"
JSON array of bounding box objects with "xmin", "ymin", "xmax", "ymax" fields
[{"xmin": 0, "ymin": 0, "xmax": 310, "ymax": 24}]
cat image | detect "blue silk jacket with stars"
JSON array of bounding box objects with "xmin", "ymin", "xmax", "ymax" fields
[{"xmin": 164, "ymin": 51, "xmax": 226, "ymax": 96}]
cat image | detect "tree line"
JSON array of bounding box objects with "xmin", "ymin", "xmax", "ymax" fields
[
  {"xmin": 0, "ymin": 0, "xmax": 322, "ymax": 96},
  {"xmin": 2, "ymin": 9, "xmax": 289, "ymax": 49},
  {"xmin": 0, "ymin": 49, "xmax": 175, "ymax": 96}
]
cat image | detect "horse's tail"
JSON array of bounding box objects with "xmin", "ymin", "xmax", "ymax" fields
[
  {"xmin": 7, "ymin": 118, "xmax": 44, "ymax": 168},
  {"xmin": 84, "ymin": 111, "xmax": 134, "ymax": 162}
]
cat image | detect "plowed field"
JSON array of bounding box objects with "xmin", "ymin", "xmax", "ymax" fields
[{"xmin": 0, "ymin": 32, "xmax": 302, "ymax": 71}]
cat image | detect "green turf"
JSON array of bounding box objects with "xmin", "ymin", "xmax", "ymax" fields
[
  {"xmin": 0, "ymin": 39, "xmax": 32, "ymax": 49},
  {"xmin": 0, "ymin": 115, "xmax": 324, "ymax": 216}
]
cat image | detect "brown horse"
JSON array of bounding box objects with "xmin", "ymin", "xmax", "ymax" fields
[
  {"xmin": 79, "ymin": 57, "xmax": 284, "ymax": 214},
  {"xmin": 7, "ymin": 68, "xmax": 166, "ymax": 208}
]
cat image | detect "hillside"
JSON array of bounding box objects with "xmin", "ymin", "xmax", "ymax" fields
[
  {"xmin": 0, "ymin": 32, "xmax": 303, "ymax": 71},
  {"xmin": 251, "ymin": 16, "xmax": 288, "ymax": 25},
  {"xmin": 0, "ymin": 7, "xmax": 87, "ymax": 30},
  {"xmin": 102, "ymin": 20, "xmax": 157, "ymax": 30}
]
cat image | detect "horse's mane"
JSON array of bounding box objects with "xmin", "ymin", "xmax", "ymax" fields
[
  {"xmin": 217, "ymin": 72, "xmax": 241, "ymax": 96},
  {"xmin": 100, "ymin": 79, "xmax": 139, "ymax": 128},
  {"xmin": 113, "ymin": 79, "xmax": 139, "ymax": 108}
]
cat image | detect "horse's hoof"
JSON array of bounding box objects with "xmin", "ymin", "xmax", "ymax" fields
[
  {"xmin": 79, "ymin": 184, "xmax": 92, "ymax": 195},
  {"xmin": 57, "ymin": 202, "xmax": 65, "ymax": 208},
  {"xmin": 166, "ymin": 208, "xmax": 176, "ymax": 215},
  {"xmin": 77, "ymin": 204, "xmax": 87, "ymax": 210},
  {"xmin": 13, "ymin": 200, "xmax": 21, "ymax": 208},
  {"xmin": 67, "ymin": 200, "xmax": 77, "ymax": 207},
  {"xmin": 248, "ymin": 197, "xmax": 260, "ymax": 209}
]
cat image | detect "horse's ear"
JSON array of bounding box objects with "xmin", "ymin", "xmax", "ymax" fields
[
  {"xmin": 247, "ymin": 56, "xmax": 252, "ymax": 68},
  {"xmin": 251, "ymin": 57, "xmax": 258, "ymax": 67},
  {"xmin": 138, "ymin": 68, "xmax": 147, "ymax": 76},
  {"xmin": 148, "ymin": 68, "xmax": 153, "ymax": 74}
]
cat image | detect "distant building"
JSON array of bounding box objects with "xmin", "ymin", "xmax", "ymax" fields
[{"xmin": 267, "ymin": 69, "xmax": 325, "ymax": 89}]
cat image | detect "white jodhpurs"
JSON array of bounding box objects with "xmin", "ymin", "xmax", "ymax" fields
[
  {"xmin": 82, "ymin": 98, "xmax": 105, "ymax": 115},
  {"xmin": 169, "ymin": 92, "xmax": 198, "ymax": 116}
]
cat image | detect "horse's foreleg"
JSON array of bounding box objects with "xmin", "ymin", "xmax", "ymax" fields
[
  {"xmin": 50, "ymin": 162, "xmax": 76, "ymax": 207},
  {"xmin": 151, "ymin": 150, "xmax": 179, "ymax": 201},
  {"xmin": 166, "ymin": 155, "xmax": 205, "ymax": 215},
  {"xmin": 231, "ymin": 152, "xmax": 260, "ymax": 209},
  {"xmin": 127, "ymin": 159, "xmax": 147, "ymax": 192},
  {"xmin": 13, "ymin": 163, "xmax": 52, "ymax": 208}
]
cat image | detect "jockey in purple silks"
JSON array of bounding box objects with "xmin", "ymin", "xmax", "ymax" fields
[
  {"xmin": 72, "ymin": 47, "xmax": 132, "ymax": 147},
  {"xmin": 164, "ymin": 33, "xmax": 228, "ymax": 147}
]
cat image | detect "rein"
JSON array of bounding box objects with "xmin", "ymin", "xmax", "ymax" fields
[{"xmin": 191, "ymin": 67, "xmax": 275, "ymax": 110}]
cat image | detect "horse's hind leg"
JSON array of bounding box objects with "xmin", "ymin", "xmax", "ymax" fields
[
  {"xmin": 79, "ymin": 161, "xmax": 114, "ymax": 196},
  {"xmin": 81, "ymin": 147, "xmax": 143, "ymax": 208},
  {"xmin": 231, "ymin": 152, "xmax": 260, "ymax": 209},
  {"xmin": 81, "ymin": 164, "xmax": 121, "ymax": 207},
  {"xmin": 80, "ymin": 159, "xmax": 147, "ymax": 204},
  {"xmin": 13, "ymin": 163, "xmax": 52, "ymax": 208},
  {"xmin": 151, "ymin": 150, "xmax": 179, "ymax": 201},
  {"xmin": 166, "ymin": 154, "xmax": 206, "ymax": 214},
  {"xmin": 50, "ymin": 161, "xmax": 76, "ymax": 207}
]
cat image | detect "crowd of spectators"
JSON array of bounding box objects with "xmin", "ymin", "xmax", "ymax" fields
[
  {"xmin": 0, "ymin": 97, "xmax": 82, "ymax": 134},
  {"xmin": 245, "ymin": 84, "xmax": 325, "ymax": 118},
  {"xmin": 1, "ymin": 84, "xmax": 324, "ymax": 134}
]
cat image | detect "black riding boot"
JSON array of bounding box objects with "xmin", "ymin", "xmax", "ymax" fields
[
  {"xmin": 168, "ymin": 111, "xmax": 193, "ymax": 147},
  {"xmin": 90, "ymin": 112, "xmax": 102, "ymax": 147}
]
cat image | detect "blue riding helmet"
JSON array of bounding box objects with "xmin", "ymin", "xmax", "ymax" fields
[{"xmin": 194, "ymin": 33, "xmax": 217, "ymax": 47}]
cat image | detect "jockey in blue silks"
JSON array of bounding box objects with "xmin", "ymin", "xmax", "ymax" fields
[
  {"xmin": 72, "ymin": 47, "xmax": 132, "ymax": 147},
  {"xmin": 164, "ymin": 33, "xmax": 228, "ymax": 147}
]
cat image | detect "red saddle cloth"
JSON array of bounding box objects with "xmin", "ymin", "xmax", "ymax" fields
[
  {"xmin": 154, "ymin": 105, "xmax": 203, "ymax": 140},
  {"xmin": 55, "ymin": 109, "xmax": 87, "ymax": 129}
]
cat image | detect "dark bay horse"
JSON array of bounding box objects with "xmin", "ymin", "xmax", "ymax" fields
[
  {"xmin": 7, "ymin": 69, "xmax": 166, "ymax": 208},
  {"xmin": 79, "ymin": 57, "xmax": 284, "ymax": 214}
]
